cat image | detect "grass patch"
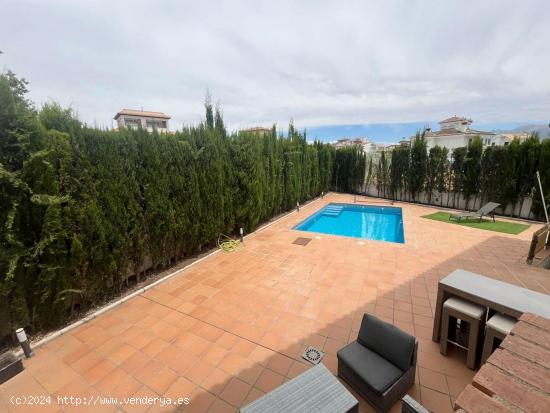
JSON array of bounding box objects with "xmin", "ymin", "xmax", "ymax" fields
[{"xmin": 422, "ymin": 212, "xmax": 530, "ymax": 235}]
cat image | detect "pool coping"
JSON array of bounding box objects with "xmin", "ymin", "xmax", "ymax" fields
[{"xmin": 292, "ymin": 202, "xmax": 405, "ymax": 244}]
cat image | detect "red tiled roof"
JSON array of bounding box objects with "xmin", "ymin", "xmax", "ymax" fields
[
  {"xmin": 242, "ymin": 127, "xmax": 272, "ymax": 133},
  {"xmin": 427, "ymin": 128, "xmax": 461, "ymax": 136},
  {"xmin": 114, "ymin": 109, "xmax": 171, "ymax": 120},
  {"xmin": 427, "ymin": 128, "xmax": 495, "ymax": 137},
  {"xmin": 440, "ymin": 116, "xmax": 471, "ymax": 123},
  {"xmin": 467, "ymin": 129, "xmax": 495, "ymax": 136}
]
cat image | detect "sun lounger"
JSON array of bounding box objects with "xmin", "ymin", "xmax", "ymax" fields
[{"xmin": 449, "ymin": 202, "xmax": 500, "ymax": 222}]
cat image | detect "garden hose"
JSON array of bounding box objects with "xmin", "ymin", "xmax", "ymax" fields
[{"xmin": 217, "ymin": 234, "xmax": 241, "ymax": 252}]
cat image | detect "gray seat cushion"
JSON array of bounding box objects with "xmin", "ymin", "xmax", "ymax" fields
[
  {"xmin": 337, "ymin": 341, "xmax": 403, "ymax": 394},
  {"xmin": 357, "ymin": 314, "xmax": 416, "ymax": 371}
]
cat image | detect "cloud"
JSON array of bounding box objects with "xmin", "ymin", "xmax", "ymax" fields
[{"xmin": 1, "ymin": 0, "xmax": 549, "ymax": 133}]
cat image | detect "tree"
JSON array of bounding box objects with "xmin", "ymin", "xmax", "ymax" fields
[
  {"xmin": 332, "ymin": 146, "xmax": 366, "ymax": 193},
  {"xmin": 513, "ymin": 134, "xmax": 540, "ymax": 216},
  {"xmin": 434, "ymin": 147, "xmax": 449, "ymax": 206},
  {"xmin": 408, "ymin": 131, "xmax": 427, "ymax": 202},
  {"xmin": 480, "ymin": 145, "xmax": 515, "ymax": 209},
  {"xmin": 376, "ymin": 150, "xmax": 390, "ymax": 198},
  {"xmin": 450, "ymin": 147, "xmax": 466, "ymax": 208},
  {"xmin": 462, "ymin": 137, "xmax": 483, "ymax": 209},
  {"xmin": 426, "ymin": 146, "xmax": 448, "ymax": 205},
  {"xmin": 390, "ymin": 146, "xmax": 410, "ymax": 200},
  {"xmin": 0, "ymin": 71, "xmax": 40, "ymax": 338},
  {"xmin": 0, "ymin": 71, "xmax": 38, "ymax": 171},
  {"xmin": 231, "ymin": 133, "xmax": 265, "ymax": 231},
  {"xmin": 204, "ymin": 91, "xmax": 214, "ymax": 129},
  {"xmin": 532, "ymin": 139, "xmax": 550, "ymax": 220},
  {"xmin": 365, "ymin": 157, "xmax": 374, "ymax": 192},
  {"xmin": 0, "ymin": 70, "xmax": 337, "ymax": 343},
  {"xmin": 39, "ymin": 102, "xmax": 81, "ymax": 133}
]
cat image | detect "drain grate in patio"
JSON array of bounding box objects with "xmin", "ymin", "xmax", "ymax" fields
[
  {"xmin": 293, "ymin": 237, "xmax": 312, "ymax": 246},
  {"xmin": 302, "ymin": 346, "xmax": 324, "ymax": 365}
]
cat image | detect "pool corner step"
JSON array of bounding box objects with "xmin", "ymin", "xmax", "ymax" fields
[{"xmin": 322, "ymin": 205, "xmax": 344, "ymax": 216}]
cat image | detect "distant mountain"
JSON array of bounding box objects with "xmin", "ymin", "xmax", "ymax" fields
[
  {"xmin": 305, "ymin": 122, "xmax": 438, "ymax": 143},
  {"xmin": 492, "ymin": 124, "xmax": 550, "ymax": 139},
  {"xmin": 305, "ymin": 122, "xmax": 550, "ymax": 143}
]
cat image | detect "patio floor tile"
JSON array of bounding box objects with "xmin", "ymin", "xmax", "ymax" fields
[
  {"xmin": 420, "ymin": 386, "xmax": 453, "ymax": 413},
  {"xmin": 201, "ymin": 368, "xmax": 232, "ymax": 395},
  {"xmin": 145, "ymin": 366, "xmax": 178, "ymax": 395},
  {"xmin": 266, "ymin": 353, "xmax": 293, "ymax": 376},
  {"xmin": 254, "ymin": 369, "xmax": 285, "ymax": 393},
  {"xmin": 206, "ymin": 398, "xmax": 236, "ymax": 413},
  {"xmin": 186, "ymin": 360, "xmax": 215, "ymax": 386},
  {"xmin": 218, "ymin": 353, "xmax": 246, "ymax": 376},
  {"xmin": 418, "ymin": 367, "xmax": 449, "ymax": 394},
  {"xmin": 2, "ymin": 194, "xmax": 548, "ymax": 412},
  {"xmin": 219, "ymin": 378, "xmax": 251, "ymax": 407}
]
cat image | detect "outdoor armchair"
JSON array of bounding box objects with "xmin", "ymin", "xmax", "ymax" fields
[{"xmin": 337, "ymin": 314, "xmax": 418, "ymax": 413}]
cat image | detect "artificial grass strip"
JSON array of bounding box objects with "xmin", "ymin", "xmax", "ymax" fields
[{"xmin": 422, "ymin": 212, "xmax": 530, "ymax": 235}]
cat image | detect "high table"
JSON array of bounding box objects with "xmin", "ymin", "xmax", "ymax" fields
[
  {"xmin": 454, "ymin": 313, "xmax": 550, "ymax": 412},
  {"xmin": 432, "ymin": 269, "xmax": 550, "ymax": 342}
]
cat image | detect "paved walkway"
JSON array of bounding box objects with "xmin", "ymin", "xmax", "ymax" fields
[{"xmin": 1, "ymin": 194, "xmax": 549, "ymax": 413}]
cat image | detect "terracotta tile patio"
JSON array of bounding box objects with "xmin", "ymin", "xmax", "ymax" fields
[{"xmin": 1, "ymin": 193, "xmax": 549, "ymax": 413}]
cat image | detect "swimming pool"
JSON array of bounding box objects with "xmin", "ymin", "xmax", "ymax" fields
[{"xmin": 293, "ymin": 203, "xmax": 404, "ymax": 243}]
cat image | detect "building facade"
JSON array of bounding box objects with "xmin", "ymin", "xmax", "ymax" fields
[
  {"xmin": 424, "ymin": 116, "xmax": 496, "ymax": 150},
  {"xmin": 492, "ymin": 132, "xmax": 531, "ymax": 145},
  {"xmin": 241, "ymin": 127, "xmax": 272, "ymax": 135},
  {"xmin": 114, "ymin": 109, "xmax": 171, "ymax": 133},
  {"xmin": 333, "ymin": 137, "xmax": 386, "ymax": 154}
]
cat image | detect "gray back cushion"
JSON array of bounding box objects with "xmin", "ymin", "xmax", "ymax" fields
[{"xmin": 357, "ymin": 314, "xmax": 416, "ymax": 371}]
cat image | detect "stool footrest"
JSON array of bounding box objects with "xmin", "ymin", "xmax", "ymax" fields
[{"xmin": 446, "ymin": 339, "xmax": 469, "ymax": 351}]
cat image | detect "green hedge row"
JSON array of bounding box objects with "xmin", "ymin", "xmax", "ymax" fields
[
  {"xmin": 362, "ymin": 132, "xmax": 550, "ymax": 219},
  {"xmin": 332, "ymin": 145, "xmax": 366, "ymax": 193},
  {"xmin": 0, "ymin": 72, "xmax": 334, "ymax": 340}
]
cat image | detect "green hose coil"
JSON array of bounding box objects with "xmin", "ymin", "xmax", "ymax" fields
[{"xmin": 217, "ymin": 234, "xmax": 241, "ymax": 252}]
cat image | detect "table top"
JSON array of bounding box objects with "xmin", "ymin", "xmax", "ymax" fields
[
  {"xmin": 240, "ymin": 363, "xmax": 358, "ymax": 413},
  {"xmin": 440, "ymin": 269, "xmax": 550, "ymax": 318},
  {"xmin": 454, "ymin": 313, "xmax": 550, "ymax": 412}
]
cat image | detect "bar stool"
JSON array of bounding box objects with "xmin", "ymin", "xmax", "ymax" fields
[
  {"xmin": 480, "ymin": 313, "xmax": 517, "ymax": 365},
  {"xmin": 440, "ymin": 297, "xmax": 486, "ymax": 369}
]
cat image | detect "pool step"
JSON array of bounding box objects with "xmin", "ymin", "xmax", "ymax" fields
[{"xmin": 322, "ymin": 205, "xmax": 344, "ymax": 217}]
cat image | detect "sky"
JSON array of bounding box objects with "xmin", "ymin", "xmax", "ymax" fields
[{"xmin": 1, "ymin": 0, "xmax": 549, "ymax": 142}]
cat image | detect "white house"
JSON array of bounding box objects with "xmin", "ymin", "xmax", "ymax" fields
[
  {"xmin": 424, "ymin": 116, "xmax": 496, "ymax": 150},
  {"xmin": 333, "ymin": 137, "xmax": 386, "ymax": 154},
  {"xmin": 114, "ymin": 109, "xmax": 171, "ymax": 133},
  {"xmin": 491, "ymin": 132, "xmax": 530, "ymax": 146},
  {"xmin": 333, "ymin": 137, "xmax": 365, "ymax": 150}
]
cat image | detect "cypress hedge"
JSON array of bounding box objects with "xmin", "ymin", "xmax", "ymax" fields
[
  {"xmin": 0, "ymin": 72, "xmax": 335, "ymax": 342},
  {"xmin": 337, "ymin": 129, "xmax": 550, "ymax": 220},
  {"xmin": 332, "ymin": 145, "xmax": 366, "ymax": 193}
]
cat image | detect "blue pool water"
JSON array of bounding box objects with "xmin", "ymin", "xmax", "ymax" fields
[{"xmin": 294, "ymin": 203, "xmax": 404, "ymax": 243}]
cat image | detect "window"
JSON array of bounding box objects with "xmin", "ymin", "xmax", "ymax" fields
[
  {"xmin": 146, "ymin": 119, "xmax": 167, "ymax": 129},
  {"xmin": 124, "ymin": 117, "xmax": 141, "ymax": 129}
]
